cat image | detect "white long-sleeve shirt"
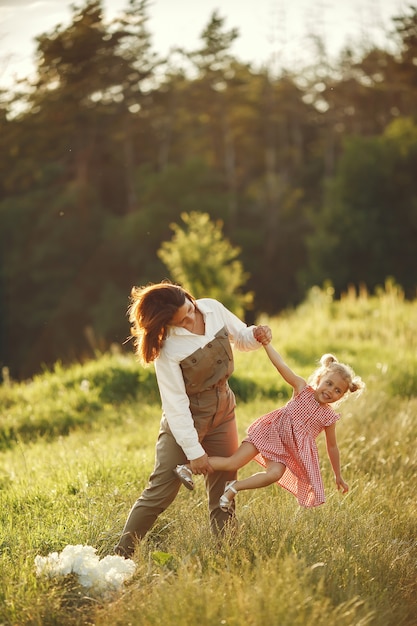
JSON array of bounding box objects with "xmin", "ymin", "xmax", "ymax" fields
[{"xmin": 154, "ymin": 298, "xmax": 261, "ymax": 460}]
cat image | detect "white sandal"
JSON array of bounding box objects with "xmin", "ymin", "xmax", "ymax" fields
[
  {"xmin": 219, "ymin": 480, "xmax": 238, "ymax": 512},
  {"xmin": 173, "ymin": 464, "xmax": 194, "ymax": 490}
]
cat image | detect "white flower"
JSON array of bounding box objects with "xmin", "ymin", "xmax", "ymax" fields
[
  {"xmin": 61, "ymin": 545, "xmax": 97, "ymax": 577},
  {"xmin": 34, "ymin": 552, "xmax": 60, "ymax": 576},
  {"xmin": 34, "ymin": 544, "xmax": 136, "ymax": 594},
  {"xmin": 96, "ymin": 555, "xmax": 136, "ymax": 591}
]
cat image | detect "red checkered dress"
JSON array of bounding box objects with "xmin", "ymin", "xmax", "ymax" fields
[{"xmin": 245, "ymin": 385, "xmax": 340, "ymax": 507}]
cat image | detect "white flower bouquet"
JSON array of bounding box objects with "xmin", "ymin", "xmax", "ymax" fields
[{"xmin": 35, "ymin": 544, "xmax": 136, "ymax": 595}]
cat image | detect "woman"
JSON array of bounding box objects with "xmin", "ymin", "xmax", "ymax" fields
[{"xmin": 114, "ymin": 281, "xmax": 271, "ymax": 557}]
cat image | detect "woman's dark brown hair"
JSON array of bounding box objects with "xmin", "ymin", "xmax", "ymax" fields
[{"xmin": 128, "ymin": 281, "xmax": 195, "ymax": 363}]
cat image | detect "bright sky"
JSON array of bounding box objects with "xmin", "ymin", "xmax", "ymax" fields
[{"xmin": 0, "ymin": 0, "xmax": 408, "ymax": 91}]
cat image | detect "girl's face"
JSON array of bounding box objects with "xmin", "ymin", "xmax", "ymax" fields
[
  {"xmin": 314, "ymin": 371, "xmax": 349, "ymax": 405},
  {"xmin": 169, "ymin": 299, "xmax": 197, "ymax": 332}
]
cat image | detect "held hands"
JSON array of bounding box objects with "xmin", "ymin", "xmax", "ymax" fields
[
  {"xmin": 190, "ymin": 453, "xmax": 213, "ymax": 476},
  {"xmin": 253, "ymin": 325, "xmax": 272, "ymax": 345}
]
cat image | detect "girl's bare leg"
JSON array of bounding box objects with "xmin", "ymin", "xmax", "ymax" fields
[
  {"xmin": 220, "ymin": 458, "xmax": 286, "ymax": 507},
  {"xmin": 209, "ymin": 441, "xmax": 258, "ymax": 472},
  {"xmin": 175, "ymin": 442, "xmax": 257, "ymax": 487}
]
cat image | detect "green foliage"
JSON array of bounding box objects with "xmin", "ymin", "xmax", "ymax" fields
[
  {"xmin": 158, "ymin": 211, "xmax": 253, "ymax": 316},
  {"xmin": 304, "ymin": 118, "xmax": 417, "ymax": 298},
  {"xmin": 0, "ymin": 353, "xmax": 158, "ymax": 450},
  {"xmin": 2, "ymin": 1, "xmax": 417, "ymax": 380},
  {"xmin": 0, "ymin": 289, "xmax": 417, "ymax": 624}
]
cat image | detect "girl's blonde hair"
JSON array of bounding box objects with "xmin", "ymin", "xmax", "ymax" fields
[{"xmin": 309, "ymin": 353, "xmax": 365, "ymax": 397}]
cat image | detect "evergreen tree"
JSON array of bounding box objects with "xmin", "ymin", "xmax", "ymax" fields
[
  {"xmin": 303, "ymin": 117, "xmax": 417, "ymax": 297},
  {"xmin": 158, "ymin": 211, "xmax": 253, "ymax": 317}
]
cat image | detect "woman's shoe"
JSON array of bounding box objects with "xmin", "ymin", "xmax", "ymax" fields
[
  {"xmin": 173, "ymin": 464, "xmax": 194, "ymax": 490},
  {"xmin": 219, "ymin": 480, "xmax": 238, "ymax": 512}
]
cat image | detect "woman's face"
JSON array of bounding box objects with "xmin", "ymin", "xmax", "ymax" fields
[{"xmin": 169, "ymin": 299, "xmax": 197, "ymax": 332}]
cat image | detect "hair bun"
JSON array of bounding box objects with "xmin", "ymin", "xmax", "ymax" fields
[{"xmin": 320, "ymin": 353, "xmax": 337, "ymax": 367}]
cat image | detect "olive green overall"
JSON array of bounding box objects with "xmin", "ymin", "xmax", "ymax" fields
[{"xmin": 116, "ymin": 328, "xmax": 239, "ymax": 556}]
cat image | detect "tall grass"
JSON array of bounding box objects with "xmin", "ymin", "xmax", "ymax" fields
[{"xmin": 0, "ymin": 284, "xmax": 416, "ymax": 625}]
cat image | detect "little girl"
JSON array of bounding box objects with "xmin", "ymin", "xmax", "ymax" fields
[{"xmin": 174, "ymin": 343, "xmax": 364, "ymax": 510}]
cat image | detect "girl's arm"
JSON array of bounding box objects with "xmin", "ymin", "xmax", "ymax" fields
[
  {"xmin": 263, "ymin": 343, "xmax": 306, "ymax": 395},
  {"xmin": 324, "ymin": 424, "xmax": 349, "ymax": 493}
]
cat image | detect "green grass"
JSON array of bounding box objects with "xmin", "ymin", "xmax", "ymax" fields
[{"xmin": 0, "ymin": 283, "xmax": 416, "ymax": 625}]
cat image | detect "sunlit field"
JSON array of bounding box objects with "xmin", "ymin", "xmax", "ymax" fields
[{"xmin": 0, "ymin": 283, "xmax": 416, "ymax": 626}]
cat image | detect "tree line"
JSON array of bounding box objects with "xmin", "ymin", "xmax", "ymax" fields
[{"xmin": 1, "ymin": 0, "xmax": 416, "ymax": 379}]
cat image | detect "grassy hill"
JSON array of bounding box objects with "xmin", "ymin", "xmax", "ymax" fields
[{"xmin": 0, "ymin": 282, "xmax": 416, "ymax": 625}]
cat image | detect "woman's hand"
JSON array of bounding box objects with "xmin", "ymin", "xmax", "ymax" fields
[
  {"xmin": 253, "ymin": 325, "xmax": 272, "ymax": 345},
  {"xmin": 190, "ymin": 453, "xmax": 213, "ymax": 476}
]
